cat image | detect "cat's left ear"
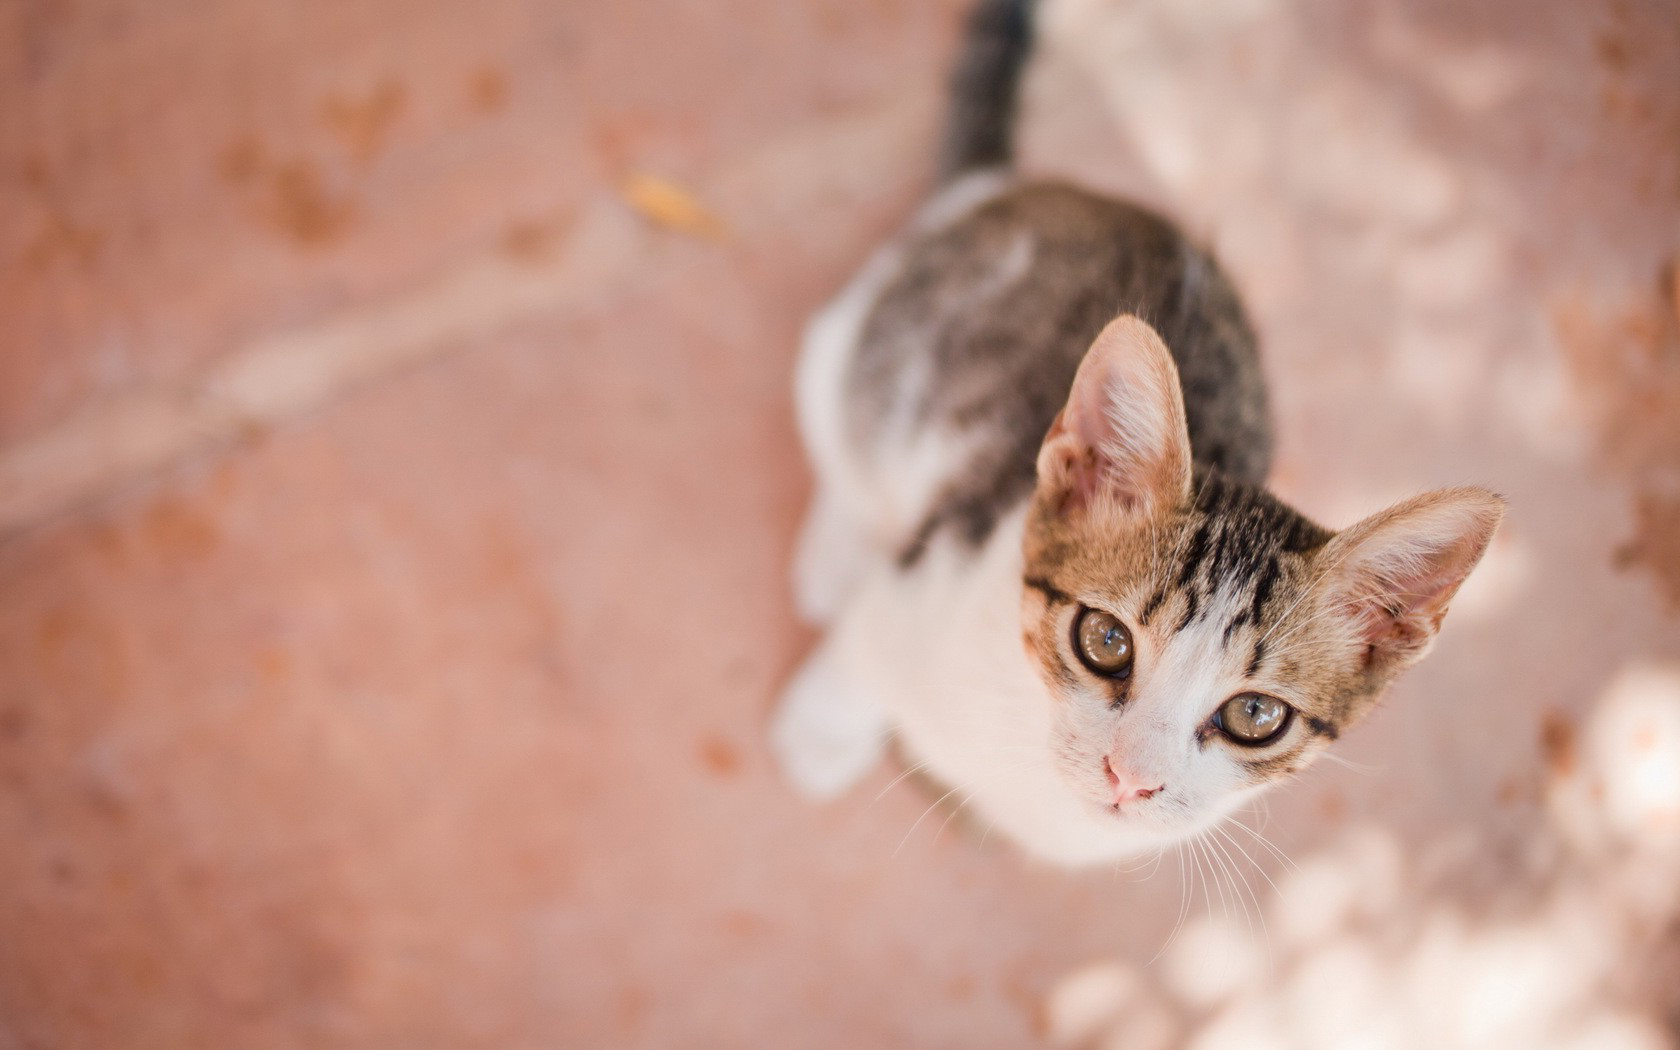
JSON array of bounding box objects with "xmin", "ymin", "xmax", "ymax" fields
[
  {"xmin": 1315, "ymin": 487, "xmax": 1506, "ymax": 670},
  {"xmin": 1035, "ymin": 315, "xmax": 1192, "ymax": 520}
]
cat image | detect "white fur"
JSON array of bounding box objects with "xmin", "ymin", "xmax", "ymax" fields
[
  {"xmin": 1052, "ymin": 594, "xmax": 1274, "ymax": 848},
  {"xmin": 789, "ymin": 505, "xmax": 1261, "ymax": 866},
  {"xmin": 781, "ymin": 172, "xmax": 1022, "ymax": 790},
  {"xmin": 769, "ymin": 632, "xmax": 891, "ymax": 799},
  {"xmin": 791, "ymin": 172, "xmax": 1020, "ymax": 622},
  {"xmin": 790, "ymin": 244, "xmax": 900, "ymax": 626},
  {"xmin": 909, "ymin": 168, "xmax": 1013, "ymax": 232},
  {"xmin": 857, "ymin": 510, "xmax": 1176, "ymax": 865},
  {"xmin": 778, "ymin": 172, "xmax": 1270, "ymax": 866}
]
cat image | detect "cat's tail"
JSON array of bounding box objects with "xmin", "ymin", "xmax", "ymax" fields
[{"xmin": 938, "ymin": 0, "xmax": 1037, "ymax": 181}]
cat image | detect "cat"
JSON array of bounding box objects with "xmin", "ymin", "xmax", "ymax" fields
[{"xmin": 770, "ymin": 0, "xmax": 1504, "ymax": 867}]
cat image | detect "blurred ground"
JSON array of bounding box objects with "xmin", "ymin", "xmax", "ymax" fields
[{"xmin": 2, "ymin": 0, "xmax": 1679, "ymax": 1047}]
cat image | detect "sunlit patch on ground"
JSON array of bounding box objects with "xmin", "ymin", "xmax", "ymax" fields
[{"xmin": 1046, "ymin": 664, "xmax": 1680, "ymax": 1049}]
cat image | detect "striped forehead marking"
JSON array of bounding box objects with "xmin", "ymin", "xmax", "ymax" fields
[{"xmin": 1139, "ymin": 470, "xmax": 1330, "ymax": 675}]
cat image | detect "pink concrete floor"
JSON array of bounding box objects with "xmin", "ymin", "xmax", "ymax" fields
[{"xmin": 2, "ymin": 1, "xmax": 1679, "ymax": 1047}]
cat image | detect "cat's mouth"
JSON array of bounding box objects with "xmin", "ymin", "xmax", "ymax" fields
[{"xmin": 1063, "ymin": 759, "xmax": 1165, "ymax": 824}]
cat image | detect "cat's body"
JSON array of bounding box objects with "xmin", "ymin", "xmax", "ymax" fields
[
  {"xmin": 782, "ymin": 176, "xmax": 1291, "ymax": 865},
  {"xmin": 841, "ymin": 179, "xmax": 1271, "ymax": 556},
  {"xmin": 773, "ymin": 0, "xmax": 1503, "ymax": 867}
]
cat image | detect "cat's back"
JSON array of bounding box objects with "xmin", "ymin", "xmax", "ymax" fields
[{"xmin": 805, "ymin": 177, "xmax": 1271, "ymax": 558}]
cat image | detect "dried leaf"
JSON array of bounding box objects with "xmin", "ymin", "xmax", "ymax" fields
[{"xmin": 620, "ymin": 173, "xmax": 727, "ymax": 240}]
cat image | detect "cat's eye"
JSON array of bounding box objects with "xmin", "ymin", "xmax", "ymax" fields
[
  {"xmin": 1214, "ymin": 692, "xmax": 1292, "ymax": 745},
  {"xmin": 1074, "ymin": 607, "xmax": 1134, "ymax": 676}
]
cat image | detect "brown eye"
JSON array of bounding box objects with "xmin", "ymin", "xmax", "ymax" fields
[
  {"xmin": 1074, "ymin": 607, "xmax": 1134, "ymax": 676},
  {"xmin": 1215, "ymin": 693, "xmax": 1292, "ymax": 745}
]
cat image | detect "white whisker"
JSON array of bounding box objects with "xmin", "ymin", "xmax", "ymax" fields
[
  {"xmin": 1148, "ymin": 841, "xmax": 1193, "ymax": 965},
  {"xmin": 1205, "ymin": 825, "xmax": 1258, "ymax": 946},
  {"xmin": 1215, "ymin": 820, "xmax": 1283, "ymax": 901},
  {"xmin": 1196, "ymin": 834, "xmax": 1229, "ymax": 924},
  {"xmin": 893, "ymin": 784, "xmax": 965, "ymax": 858},
  {"xmin": 1315, "ymin": 751, "xmax": 1382, "ymax": 775},
  {"xmin": 1213, "ymin": 822, "xmax": 1277, "ymax": 953},
  {"xmin": 932, "ymin": 789, "xmax": 977, "ymax": 844},
  {"xmin": 873, "ymin": 760, "xmax": 933, "ymax": 803},
  {"xmin": 1110, "ymin": 848, "xmax": 1166, "ymax": 880},
  {"xmin": 1203, "ymin": 830, "xmax": 1241, "ymax": 932},
  {"xmin": 1225, "ymin": 816, "xmax": 1297, "ymax": 873}
]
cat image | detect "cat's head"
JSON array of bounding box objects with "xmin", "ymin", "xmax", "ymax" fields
[{"xmin": 1021, "ymin": 315, "xmax": 1504, "ymax": 840}]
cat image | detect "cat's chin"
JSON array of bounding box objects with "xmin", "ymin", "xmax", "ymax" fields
[
  {"xmin": 1092, "ymin": 799, "xmax": 1177, "ymax": 834},
  {"xmin": 1065, "ymin": 774, "xmax": 1250, "ymax": 847}
]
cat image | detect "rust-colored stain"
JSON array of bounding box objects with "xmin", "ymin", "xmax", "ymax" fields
[
  {"xmin": 22, "ymin": 209, "xmax": 103, "ymax": 271},
  {"xmin": 143, "ymin": 494, "xmax": 220, "ymax": 562},
  {"xmin": 1552, "ymin": 263, "xmax": 1680, "ymax": 612},
  {"xmin": 946, "ymin": 974, "xmax": 976, "ymax": 1002},
  {"xmin": 220, "ymin": 129, "xmax": 363, "ymax": 245},
  {"xmin": 592, "ymin": 111, "xmax": 662, "ymax": 172},
  {"xmin": 321, "ymin": 80, "xmax": 407, "ymax": 164},
  {"xmin": 469, "ymin": 67, "xmax": 508, "ymax": 113},
  {"xmin": 1317, "ymin": 788, "xmax": 1346, "ymax": 822},
  {"xmin": 1540, "ymin": 710, "xmax": 1578, "ymax": 779},
  {"xmin": 1495, "ymin": 776, "xmax": 1525, "ymax": 807},
  {"xmin": 0, "ymin": 705, "xmax": 31, "ymax": 741},
  {"xmin": 37, "ymin": 605, "xmax": 79, "ymax": 658},
  {"xmin": 465, "ymin": 516, "xmax": 565, "ymax": 666},
  {"xmin": 1596, "ymin": 32, "xmax": 1630, "ymax": 71},
  {"xmin": 1007, "ymin": 973, "xmax": 1048, "ymax": 1039},
  {"xmin": 501, "ymin": 210, "xmax": 572, "ymax": 263},
  {"xmin": 86, "ymin": 521, "xmax": 130, "ymax": 568},
  {"xmin": 615, "ymin": 984, "xmax": 650, "ymax": 1034},
  {"xmin": 15, "ymin": 156, "xmax": 102, "ymax": 272},
  {"xmin": 501, "ymin": 220, "xmax": 552, "ymax": 261},
  {"xmin": 119, "ymin": 949, "xmax": 165, "ymax": 992},
  {"xmin": 816, "ymin": 0, "xmax": 905, "ymax": 35},
  {"xmin": 255, "ymin": 647, "xmax": 292, "ymax": 685},
  {"xmin": 234, "ymin": 417, "xmax": 274, "ymax": 447},
  {"xmin": 265, "ymin": 160, "xmax": 358, "ymax": 245},
  {"xmin": 21, "ymin": 153, "xmax": 50, "ymax": 189},
  {"xmin": 220, "ymin": 136, "xmax": 359, "ymax": 246},
  {"xmin": 1615, "ymin": 491, "xmax": 1680, "ymax": 611},
  {"xmin": 33, "ymin": 604, "xmax": 128, "ymax": 698},
  {"xmin": 720, "ymin": 909, "xmax": 767, "ymax": 939},
  {"xmin": 82, "ymin": 765, "xmax": 130, "ymax": 821},
  {"xmin": 699, "ymin": 735, "xmax": 742, "ymax": 778},
  {"xmin": 218, "ymin": 136, "xmax": 267, "ymax": 184},
  {"xmin": 1600, "ymin": 81, "xmax": 1657, "ymax": 123}
]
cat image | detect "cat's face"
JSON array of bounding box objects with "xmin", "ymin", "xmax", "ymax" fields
[{"xmin": 1020, "ymin": 316, "xmax": 1504, "ymax": 840}]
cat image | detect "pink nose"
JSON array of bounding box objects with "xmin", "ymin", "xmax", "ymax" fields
[{"xmin": 1104, "ymin": 756, "xmax": 1163, "ymax": 807}]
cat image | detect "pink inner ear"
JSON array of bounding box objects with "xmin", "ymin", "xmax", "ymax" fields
[
  {"xmin": 1342, "ymin": 562, "xmax": 1458, "ymax": 660},
  {"xmin": 1323, "ymin": 488, "xmax": 1506, "ymax": 666},
  {"xmin": 1036, "ymin": 316, "xmax": 1191, "ymax": 519},
  {"xmin": 1039, "ymin": 410, "xmax": 1101, "ymax": 514}
]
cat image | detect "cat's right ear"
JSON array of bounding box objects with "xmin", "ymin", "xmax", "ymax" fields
[{"xmin": 1034, "ymin": 315, "xmax": 1193, "ymax": 521}]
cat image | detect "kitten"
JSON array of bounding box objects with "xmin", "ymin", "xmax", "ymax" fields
[{"xmin": 771, "ymin": 0, "xmax": 1504, "ymax": 867}]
